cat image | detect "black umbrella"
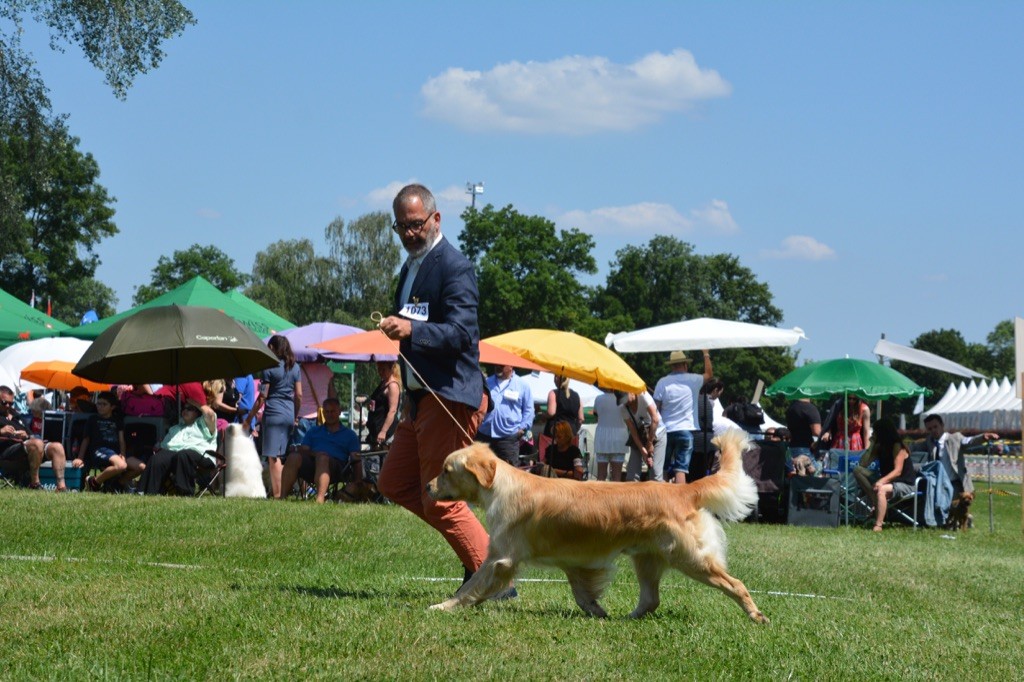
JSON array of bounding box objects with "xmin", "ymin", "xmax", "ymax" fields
[{"xmin": 72, "ymin": 305, "xmax": 279, "ymax": 385}]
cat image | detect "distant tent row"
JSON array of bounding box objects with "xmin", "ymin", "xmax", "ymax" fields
[{"xmin": 925, "ymin": 377, "xmax": 1021, "ymax": 431}]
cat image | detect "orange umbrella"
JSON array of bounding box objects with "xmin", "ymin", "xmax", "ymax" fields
[
  {"xmin": 311, "ymin": 329, "xmax": 544, "ymax": 371},
  {"xmin": 20, "ymin": 360, "xmax": 110, "ymax": 392}
]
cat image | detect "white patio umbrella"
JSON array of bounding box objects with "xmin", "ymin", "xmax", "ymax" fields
[
  {"xmin": 0, "ymin": 337, "xmax": 93, "ymax": 391},
  {"xmin": 606, "ymin": 317, "xmax": 806, "ymax": 353}
]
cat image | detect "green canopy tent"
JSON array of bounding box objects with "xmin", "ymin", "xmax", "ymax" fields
[
  {"xmin": 63, "ymin": 277, "xmax": 295, "ymax": 340},
  {"xmin": 0, "ymin": 288, "xmax": 70, "ymax": 349},
  {"xmin": 224, "ymin": 289, "xmax": 297, "ymax": 338}
]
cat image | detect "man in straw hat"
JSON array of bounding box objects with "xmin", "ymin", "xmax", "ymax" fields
[{"xmin": 653, "ymin": 350, "xmax": 712, "ymax": 484}]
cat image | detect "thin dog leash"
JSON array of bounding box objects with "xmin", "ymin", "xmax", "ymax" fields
[{"xmin": 370, "ymin": 311, "xmax": 473, "ymax": 442}]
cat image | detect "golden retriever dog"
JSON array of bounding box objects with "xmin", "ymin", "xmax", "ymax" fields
[
  {"xmin": 945, "ymin": 491, "xmax": 974, "ymax": 531},
  {"xmin": 426, "ymin": 429, "xmax": 767, "ymax": 622}
]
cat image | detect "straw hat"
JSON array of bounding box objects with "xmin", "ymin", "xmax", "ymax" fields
[{"xmin": 665, "ymin": 350, "xmax": 690, "ymax": 365}]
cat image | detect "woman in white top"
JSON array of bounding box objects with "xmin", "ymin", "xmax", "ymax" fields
[
  {"xmin": 592, "ymin": 389, "xmax": 628, "ymax": 481},
  {"xmin": 621, "ymin": 391, "xmax": 667, "ymax": 482}
]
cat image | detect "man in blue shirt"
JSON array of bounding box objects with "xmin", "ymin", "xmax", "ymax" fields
[
  {"xmin": 476, "ymin": 365, "xmax": 534, "ymax": 465},
  {"xmin": 279, "ymin": 397, "xmax": 360, "ymax": 503}
]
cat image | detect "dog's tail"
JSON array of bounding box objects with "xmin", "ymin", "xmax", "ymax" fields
[{"xmin": 688, "ymin": 429, "xmax": 758, "ymax": 522}]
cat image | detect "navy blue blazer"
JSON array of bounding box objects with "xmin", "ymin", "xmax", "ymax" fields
[{"xmin": 394, "ymin": 236, "xmax": 484, "ymax": 409}]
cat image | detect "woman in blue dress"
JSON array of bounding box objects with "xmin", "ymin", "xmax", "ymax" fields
[{"xmin": 261, "ymin": 335, "xmax": 302, "ymax": 498}]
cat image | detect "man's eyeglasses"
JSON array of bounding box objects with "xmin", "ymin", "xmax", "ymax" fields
[
  {"xmin": 392, "ymin": 213, "xmax": 436, "ymax": 234},
  {"xmin": 0, "ymin": 399, "xmax": 12, "ymax": 407}
]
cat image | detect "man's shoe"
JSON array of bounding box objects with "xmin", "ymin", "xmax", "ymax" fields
[
  {"xmin": 86, "ymin": 475, "xmax": 101, "ymax": 492},
  {"xmin": 460, "ymin": 567, "xmax": 518, "ymax": 601},
  {"xmin": 490, "ymin": 586, "xmax": 518, "ymax": 601}
]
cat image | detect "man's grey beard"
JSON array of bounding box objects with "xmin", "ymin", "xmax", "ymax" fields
[
  {"xmin": 404, "ymin": 225, "xmax": 440, "ymax": 259},
  {"xmin": 404, "ymin": 241, "xmax": 430, "ymax": 258}
]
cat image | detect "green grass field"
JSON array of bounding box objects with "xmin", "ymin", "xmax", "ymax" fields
[{"xmin": 1, "ymin": 485, "xmax": 1021, "ymax": 680}]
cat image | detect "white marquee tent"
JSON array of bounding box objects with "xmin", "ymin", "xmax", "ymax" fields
[{"xmin": 924, "ymin": 377, "xmax": 1021, "ymax": 431}]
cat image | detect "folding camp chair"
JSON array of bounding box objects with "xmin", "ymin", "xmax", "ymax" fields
[{"xmin": 885, "ymin": 471, "xmax": 926, "ymax": 529}]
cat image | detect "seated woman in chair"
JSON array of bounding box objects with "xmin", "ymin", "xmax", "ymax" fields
[
  {"xmin": 860, "ymin": 418, "xmax": 917, "ymax": 532},
  {"xmin": 536, "ymin": 420, "xmax": 587, "ymax": 480},
  {"xmin": 138, "ymin": 400, "xmax": 218, "ymax": 496}
]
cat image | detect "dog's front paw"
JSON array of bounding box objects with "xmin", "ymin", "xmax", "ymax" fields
[{"xmin": 429, "ymin": 598, "xmax": 459, "ymax": 612}]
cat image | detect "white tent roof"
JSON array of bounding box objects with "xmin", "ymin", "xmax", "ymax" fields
[
  {"xmin": 925, "ymin": 376, "xmax": 1021, "ymax": 431},
  {"xmin": 991, "ymin": 378, "xmax": 1019, "ymax": 410},
  {"xmin": 606, "ymin": 317, "xmax": 806, "ymax": 353},
  {"xmin": 943, "ymin": 381, "xmax": 978, "ymax": 414},
  {"xmin": 927, "ymin": 383, "xmax": 959, "ymax": 414}
]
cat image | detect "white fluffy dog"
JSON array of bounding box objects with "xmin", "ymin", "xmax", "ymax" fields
[{"xmin": 223, "ymin": 423, "xmax": 266, "ymax": 498}]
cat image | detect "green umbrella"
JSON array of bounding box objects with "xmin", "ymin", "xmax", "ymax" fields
[
  {"xmin": 72, "ymin": 305, "xmax": 279, "ymax": 385},
  {"xmin": 63, "ymin": 276, "xmax": 295, "ymax": 340},
  {"xmin": 765, "ymin": 358, "xmax": 930, "ymax": 527},
  {"xmin": 765, "ymin": 358, "xmax": 930, "ymax": 400}
]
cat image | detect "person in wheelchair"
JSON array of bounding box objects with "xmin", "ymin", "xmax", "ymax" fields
[
  {"xmin": 278, "ymin": 398, "xmax": 361, "ymax": 503},
  {"xmin": 137, "ymin": 400, "xmax": 218, "ymax": 496}
]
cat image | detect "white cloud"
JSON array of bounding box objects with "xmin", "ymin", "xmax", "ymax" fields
[
  {"xmin": 196, "ymin": 208, "xmax": 221, "ymax": 220},
  {"xmin": 436, "ymin": 184, "xmax": 471, "ymax": 205},
  {"xmin": 366, "ymin": 180, "xmax": 416, "ymax": 209},
  {"xmin": 690, "ymin": 199, "xmax": 738, "ymax": 234},
  {"xmin": 761, "ymin": 235, "xmax": 836, "ymax": 261},
  {"xmin": 421, "ymin": 49, "xmax": 731, "ymax": 135},
  {"xmin": 561, "ymin": 202, "xmax": 693, "ymax": 236},
  {"xmin": 365, "ymin": 181, "xmax": 471, "ymax": 218}
]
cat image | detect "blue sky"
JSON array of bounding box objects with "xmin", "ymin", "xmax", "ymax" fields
[{"xmin": 17, "ymin": 1, "xmax": 1023, "ymax": 366}]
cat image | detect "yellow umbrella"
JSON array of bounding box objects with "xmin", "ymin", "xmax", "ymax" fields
[
  {"xmin": 484, "ymin": 329, "xmax": 646, "ymax": 393},
  {"xmin": 20, "ymin": 360, "xmax": 110, "ymax": 392}
]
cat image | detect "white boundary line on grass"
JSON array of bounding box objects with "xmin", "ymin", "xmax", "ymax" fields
[
  {"xmin": 1, "ymin": 559, "xmax": 857, "ymax": 601},
  {"xmin": 1, "ymin": 554, "xmax": 203, "ymax": 570},
  {"xmin": 410, "ymin": 576, "xmax": 856, "ymax": 600}
]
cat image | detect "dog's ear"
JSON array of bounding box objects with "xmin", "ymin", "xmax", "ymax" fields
[{"xmin": 464, "ymin": 450, "xmax": 497, "ymax": 490}]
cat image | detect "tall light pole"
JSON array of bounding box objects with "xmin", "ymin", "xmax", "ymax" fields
[{"xmin": 466, "ymin": 181, "xmax": 484, "ymax": 208}]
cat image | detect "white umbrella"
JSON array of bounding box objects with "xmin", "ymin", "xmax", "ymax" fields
[
  {"xmin": 872, "ymin": 338, "xmax": 985, "ymax": 378},
  {"xmin": 606, "ymin": 317, "xmax": 806, "ymax": 353},
  {"xmin": 0, "ymin": 337, "xmax": 93, "ymax": 391}
]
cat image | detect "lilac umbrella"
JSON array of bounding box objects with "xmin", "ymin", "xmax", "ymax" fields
[{"xmin": 265, "ymin": 323, "xmax": 397, "ymax": 363}]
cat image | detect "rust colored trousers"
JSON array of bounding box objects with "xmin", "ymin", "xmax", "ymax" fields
[{"xmin": 378, "ymin": 392, "xmax": 489, "ymax": 572}]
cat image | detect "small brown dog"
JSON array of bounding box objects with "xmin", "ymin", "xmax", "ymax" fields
[
  {"xmin": 426, "ymin": 429, "xmax": 768, "ymax": 622},
  {"xmin": 945, "ymin": 492, "xmax": 974, "ymax": 530}
]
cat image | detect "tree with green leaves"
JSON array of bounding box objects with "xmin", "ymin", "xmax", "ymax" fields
[
  {"xmin": 134, "ymin": 244, "xmax": 247, "ymax": 305},
  {"xmin": 247, "ymin": 238, "xmax": 347, "ymax": 327},
  {"xmin": 54, "ymin": 277, "xmax": 116, "ymax": 325},
  {"xmin": 982, "ymin": 319, "xmax": 1014, "ymax": 379},
  {"xmin": 1, "ymin": 0, "xmax": 195, "ymax": 127},
  {"xmin": 592, "ymin": 235, "xmax": 794, "ymax": 405},
  {"xmin": 326, "ymin": 211, "xmax": 401, "ymax": 325},
  {"xmin": 0, "ymin": 119, "xmax": 118, "ymax": 315},
  {"xmin": 460, "ymin": 203, "xmax": 597, "ymax": 339}
]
